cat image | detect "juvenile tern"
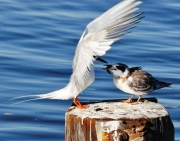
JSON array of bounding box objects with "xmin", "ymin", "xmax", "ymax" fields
[
  {"xmin": 13, "ymin": 0, "xmax": 143, "ymax": 108},
  {"xmin": 104, "ymin": 63, "xmax": 172, "ymax": 104}
]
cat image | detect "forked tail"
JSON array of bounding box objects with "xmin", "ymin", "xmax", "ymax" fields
[
  {"xmin": 11, "ymin": 95, "xmax": 45, "ymax": 105},
  {"xmin": 11, "ymin": 83, "xmax": 75, "ymax": 105}
]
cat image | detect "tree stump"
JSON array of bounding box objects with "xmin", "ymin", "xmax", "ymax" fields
[{"xmin": 65, "ymin": 99, "xmax": 174, "ymax": 141}]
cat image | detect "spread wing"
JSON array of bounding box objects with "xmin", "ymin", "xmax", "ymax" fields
[{"xmin": 71, "ymin": 0, "xmax": 143, "ymax": 93}]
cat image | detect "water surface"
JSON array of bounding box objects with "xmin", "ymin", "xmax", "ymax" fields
[{"xmin": 1, "ymin": 0, "xmax": 180, "ymax": 140}]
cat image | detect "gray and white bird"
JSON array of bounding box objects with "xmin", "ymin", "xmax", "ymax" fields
[
  {"xmin": 13, "ymin": 0, "xmax": 143, "ymax": 108},
  {"xmin": 104, "ymin": 63, "xmax": 172, "ymax": 104}
]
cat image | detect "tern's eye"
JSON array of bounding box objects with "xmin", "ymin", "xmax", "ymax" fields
[{"xmin": 116, "ymin": 66, "xmax": 126, "ymax": 72}]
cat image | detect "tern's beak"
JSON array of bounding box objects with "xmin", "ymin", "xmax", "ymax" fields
[
  {"xmin": 93, "ymin": 56, "xmax": 107, "ymax": 63},
  {"xmin": 103, "ymin": 64, "xmax": 116, "ymax": 74}
]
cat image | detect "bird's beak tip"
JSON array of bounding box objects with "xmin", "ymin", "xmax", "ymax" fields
[
  {"xmin": 102, "ymin": 67, "xmax": 112, "ymax": 74},
  {"xmin": 95, "ymin": 57, "xmax": 108, "ymax": 64},
  {"xmin": 100, "ymin": 59, "xmax": 108, "ymax": 64}
]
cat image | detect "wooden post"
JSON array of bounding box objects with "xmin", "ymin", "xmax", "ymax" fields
[{"xmin": 65, "ymin": 98, "xmax": 174, "ymax": 141}]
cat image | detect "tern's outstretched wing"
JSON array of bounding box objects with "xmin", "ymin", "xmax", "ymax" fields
[
  {"xmin": 72, "ymin": 0, "xmax": 143, "ymax": 93},
  {"xmin": 11, "ymin": 0, "xmax": 143, "ymax": 105}
]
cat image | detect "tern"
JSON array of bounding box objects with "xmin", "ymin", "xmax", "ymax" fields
[
  {"xmin": 13, "ymin": 0, "xmax": 143, "ymax": 108},
  {"xmin": 104, "ymin": 63, "xmax": 172, "ymax": 104}
]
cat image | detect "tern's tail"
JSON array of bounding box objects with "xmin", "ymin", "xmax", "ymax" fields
[
  {"xmin": 154, "ymin": 79, "xmax": 173, "ymax": 90},
  {"xmin": 11, "ymin": 83, "xmax": 75, "ymax": 105}
]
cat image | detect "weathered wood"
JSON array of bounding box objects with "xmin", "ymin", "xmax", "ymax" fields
[{"xmin": 65, "ymin": 99, "xmax": 174, "ymax": 141}]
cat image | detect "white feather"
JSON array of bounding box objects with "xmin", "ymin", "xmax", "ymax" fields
[{"xmin": 13, "ymin": 0, "xmax": 143, "ymax": 103}]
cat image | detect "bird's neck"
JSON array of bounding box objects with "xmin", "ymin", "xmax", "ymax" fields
[{"xmin": 114, "ymin": 71, "xmax": 129, "ymax": 79}]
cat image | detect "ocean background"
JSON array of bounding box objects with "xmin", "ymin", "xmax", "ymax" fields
[{"xmin": 1, "ymin": 0, "xmax": 180, "ymax": 140}]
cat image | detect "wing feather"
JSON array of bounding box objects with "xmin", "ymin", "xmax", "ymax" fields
[
  {"xmin": 71, "ymin": 0, "xmax": 143, "ymax": 93},
  {"xmin": 79, "ymin": 0, "xmax": 142, "ymax": 41}
]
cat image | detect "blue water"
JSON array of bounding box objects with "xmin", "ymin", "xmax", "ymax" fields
[{"xmin": 1, "ymin": 0, "xmax": 180, "ymax": 140}]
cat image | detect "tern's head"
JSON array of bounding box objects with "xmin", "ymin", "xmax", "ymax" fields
[{"xmin": 104, "ymin": 63, "xmax": 130, "ymax": 77}]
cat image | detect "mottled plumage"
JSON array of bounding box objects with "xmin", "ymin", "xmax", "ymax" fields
[
  {"xmin": 104, "ymin": 63, "xmax": 172, "ymax": 104},
  {"xmin": 129, "ymin": 70, "xmax": 156, "ymax": 93}
]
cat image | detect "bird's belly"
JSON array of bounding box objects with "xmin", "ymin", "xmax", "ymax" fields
[{"xmin": 113, "ymin": 78, "xmax": 147, "ymax": 96}]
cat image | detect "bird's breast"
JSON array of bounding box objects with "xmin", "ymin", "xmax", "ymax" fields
[
  {"xmin": 113, "ymin": 76, "xmax": 124, "ymax": 90},
  {"xmin": 113, "ymin": 76, "xmax": 148, "ymax": 96}
]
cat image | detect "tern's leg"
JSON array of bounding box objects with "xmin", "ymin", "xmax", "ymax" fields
[
  {"xmin": 132, "ymin": 95, "xmax": 142, "ymax": 105},
  {"xmin": 73, "ymin": 96, "xmax": 88, "ymax": 109},
  {"xmin": 122, "ymin": 94, "xmax": 135, "ymax": 103}
]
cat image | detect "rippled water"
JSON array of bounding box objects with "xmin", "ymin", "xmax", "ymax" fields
[{"xmin": 1, "ymin": 0, "xmax": 180, "ymax": 140}]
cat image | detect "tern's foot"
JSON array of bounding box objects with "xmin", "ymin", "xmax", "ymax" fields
[
  {"xmin": 131, "ymin": 95, "xmax": 142, "ymax": 105},
  {"xmin": 73, "ymin": 97, "xmax": 88, "ymax": 109},
  {"xmin": 122, "ymin": 99, "xmax": 132, "ymax": 103},
  {"xmin": 77, "ymin": 105, "xmax": 88, "ymax": 109},
  {"xmin": 131, "ymin": 102, "xmax": 139, "ymax": 105}
]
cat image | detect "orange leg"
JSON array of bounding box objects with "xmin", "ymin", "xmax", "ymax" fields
[{"xmin": 73, "ymin": 96, "xmax": 88, "ymax": 109}]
